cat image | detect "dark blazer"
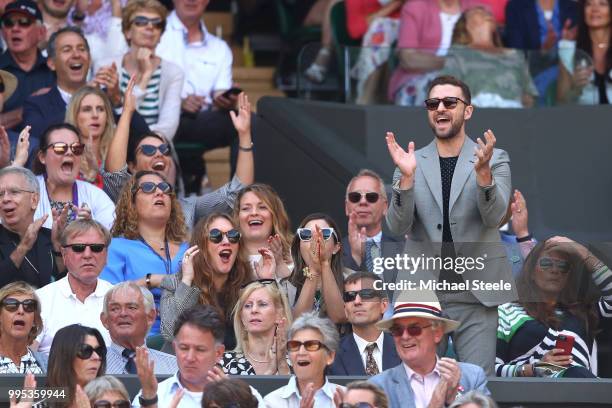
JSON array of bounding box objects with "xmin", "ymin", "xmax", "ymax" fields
[
  {"xmin": 329, "ymin": 332, "xmax": 400, "ymax": 375},
  {"xmin": 0, "ymin": 225, "xmax": 59, "ymax": 289},
  {"xmin": 22, "ymin": 86, "xmax": 151, "ymax": 141},
  {"xmin": 504, "ymin": 0, "xmax": 577, "ymax": 50}
]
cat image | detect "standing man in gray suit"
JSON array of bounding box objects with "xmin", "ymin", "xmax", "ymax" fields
[{"xmin": 384, "ymin": 75, "xmax": 516, "ymax": 375}]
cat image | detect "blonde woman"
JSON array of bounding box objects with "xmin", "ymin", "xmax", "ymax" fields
[{"xmin": 223, "ymin": 280, "xmax": 292, "ymax": 375}]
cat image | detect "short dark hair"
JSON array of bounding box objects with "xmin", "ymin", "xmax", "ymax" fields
[
  {"xmin": 344, "ymin": 272, "xmax": 386, "ymax": 297},
  {"xmin": 426, "ymin": 75, "xmax": 471, "ymax": 105},
  {"xmin": 201, "ymin": 379, "xmax": 258, "ymax": 408},
  {"xmin": 127, "ymin": 132, "xmax": 167, "ymax": 164},
  {"xmin": 173, "ymin": 304, "xmax": 225, "ymax": 344},
  {"xmin": 32, "ymin": 123, "xmax": 81, "ymax": 175},
  {"xmin": 47, "ymin": 26, "xmax": 90, "ymax": 60}
]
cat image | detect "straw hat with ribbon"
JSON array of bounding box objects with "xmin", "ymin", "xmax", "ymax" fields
[
  {"xmin": 376, "ymin": 301, "xmax": 460, "ymax": 334},
  {"xmin": 0, "ymin": 70, "xmax": 18, "ymax": 101}
]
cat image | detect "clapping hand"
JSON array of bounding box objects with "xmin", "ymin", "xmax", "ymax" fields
[
  {"xmin": 299, "ymin": 383, "xmax": 315, "ymax": 408},
  {"xmin": 206, "ymin": 364, "xmax": 227, "ymax": 383},
  {"xmin": 13, "ymin": 126, "xmax": 31, "ymax": 167},
  {"xmin": 386, "ymin": 132, "xmax": 416, "ymax": 183},
  {"xmin": 123, "ymin": 74, "xmax": 137, "ymax": 115},
  {"xmin": 272, "ymin": 317, "xmax": 289, "ymax": 374},
  {"xmin": 474, "ymin": 129, "xmax": 496, "ymax": 185},
  {"xmin": 0, "ymin": 126, "xmax": 10, "ymax": 168},
  {"xmin": 510, "ymin": 189, "xmax": 529, "ymax": 238},
  {"xmin": 347, "ymin": 211, "xmax": 366, "ymax": 266},
  {"xmin": 181, "ymin": 245, "xmax": 200, "ymax": 285},
  {"xmin": 9, "ymin": 373, "xmax": 36, "ymax": 408},
  {"xmin": 254, "ymin": 247, "xmax": 276, "ymax": 279},
  {"xmin": 20, "ymin": 215, "xmax": 48, "ymax": 252},
  {"xmin": 438, "ymin": 358, "xmax": 461, "ymax": 405},
  {"xmin": 229, "ymin": 92, "xmax": 251, "ymax": 136},
  {"xmin": 136, "ymin": 346, "xmax": 158, "ymax": 400}
]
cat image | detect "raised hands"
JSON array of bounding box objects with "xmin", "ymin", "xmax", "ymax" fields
[
  {"xmin": 123, "ymin": 74, "xmax": 137, "ymax": 115},
  {"xmin": 20, "ymin": 215, "xmax": 48, "ymax": 253},
  {"xmin": 136, "ymin": 346, "xmax": 158, "ymax": 400},
  {"xmin": 51, "ymin": 206, "xmax": 70, "ymax": 250},
  {"xmin": 561, "ymin": 18, "xmax": 577, "ymax": 41},
  {"xmin": 474, "ymin": 129, "xmax": 495, "ymax": 186},
  {"xmin": 206, "ymin": 364, "xmax": 227, "ymax": 383},
  {"xmin": 272, "ymin": 317, "xmax": 290, "ymax": 374},
  {"xmin": 347, "ymin": 211, "xmax": 367, "ymax": 266},
  {"xmin": 510, "ymin": 189, "xmax": 529, "ymax": 238},
  {"xmin": 93, "ymin": 63, "xmax": 121, "ymax": 106},
  {"xmin": 181, "ymin": 245, "xmax": 200, "ymax": 286},
  {"xmin": 0, "ymin": 126, "xmax": 10, "ymax": 168},
  {"xmin": 299, "ymin": 382, "xmax": 315, "ymax": 408},
  {"xmin": 229, "ymin": 92, "xmax": 251, "ymax": 136},
  {"xmin": 13, "ymin": 126, "xmax": 31, "ymax": 167},
  {"xmin": 254, "ymin": 247, "xmax": 277, "ymax": 279},
  {"xmin": 386, "ymin": 132, "xmax": 416, "ymax": 189},
  {"xmin": 9, "ymin": 373, "xmax": 36, "ymax": 408}
]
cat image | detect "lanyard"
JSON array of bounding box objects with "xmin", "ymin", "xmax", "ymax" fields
[
  {"xmin": 138, "ymin": 237, "xmax": 171, "ymax": 275},
  {"xmin": 44, "ymin": 173, "xmax": 79, "ymax": 208}
]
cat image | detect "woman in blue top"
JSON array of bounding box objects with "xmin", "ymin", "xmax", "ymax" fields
[{"xmin": 101, "ymin": 170, "xmax": 188, "ymax": 335}]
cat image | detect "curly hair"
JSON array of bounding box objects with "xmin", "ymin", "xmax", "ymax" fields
[
  {"xmin": 517, "ymin": 241, "xmax": 601, "ymax": 338},
  {"xmin": 189, "ymin": 213, "xmax": 251, "ymax": 320},
  {"xmin": 233, "ymin": 183, "xmax": 293, "ymax": 260},
  {"xmin": 111, "ymin": 171, "xmax": 186, "ymax": 242}
]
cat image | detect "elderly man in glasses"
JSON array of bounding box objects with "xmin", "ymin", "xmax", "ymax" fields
[
  {"xmin": 330, "ymin": 272, "xmax": 400, "ymax": 376},
  {"xmin": 34, "ymin": 218, "xmax": 113, "ymax": 354},
  {"xmin": 385, "ymin": 75, "xmax": 515, "ymax": 375},
  {"xmin": 0, "ymin": 166, "xmax": 65, "ymax": 288},
  {"xmin": 369, "ymin": 299, "xmax": 489, "ymax": 408}
]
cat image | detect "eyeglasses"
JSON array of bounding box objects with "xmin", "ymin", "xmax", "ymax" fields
[
  {"xmin": 1, "ymin": 298, "xmax": 37, "ymax": 313},
  {"xmin": 424, "ymin": 97, "xmax": 468, "ymax": 111},
  {"xmin": 347, "ymin": 191, "xmax": 380, "ymax": 204},
  {"xmin": 538, "ymin": 257, "xmax": 570, "ymax": 273},
  {"xmin": 62, "ymin": 243, "xmax": 106, "ymax": 253},
  {"xmin": 240, "ymin": 278, "xmax": 277, "ymax": 289},
  {"xmin": 343, "ymin": 289, "xmax": 381, "ymax": 303},
  {"xmin": 389, "ymin": 324, "xmax": 432, "ymax": 338},
  {"xmin": 93, "ymin": 400, "xmax": 131, "ymax": 408},
  {"xmin": 44, "ymin": 142, "xmax": 85, "ymax": 156},
  {"xmin": 77, "ymin": 343, "xmax": 106, "ymax": 359},
  {"xmin": 133, "ymin": 181, "xmax": 173, "ymax": 195},
  {"xmin": 138, "ymin": 143, "xmax": 171, "ymax": 156},
  {"xmin": 0, "ymin": 188, "xmax": 34, "ymax": 199},
  {"xmin": 2, "ymin": 17, "xmax": 34, "ymax": 28},
  {"xmin": 209, "ymin": 228, "xmax": 241, "ymax": 244},
  {"xmin": 286, "ymin": 340, "xmax": 328, "ymax": 352},
  {"xmin": 339, "ymin": 403, "xmax": 375, "ymax": 408},
  {"xmin": 131, "ymin": 15, "xmax": 165, "ymax": 30},
  {"xmin": 296, "ymin": 227, "xmax": 337, "ymax": 242}
]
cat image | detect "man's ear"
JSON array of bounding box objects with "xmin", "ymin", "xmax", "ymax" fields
[
  {"xmin": 100, "ymin": 312, "xmax": 110, "ymax": 330},
  {"xmin": 146, "ymin": 307, "xmax": 157, "ymax": 327},
  {"xmin": 46, "ymin": 58, "xmax": 55, "ymax": 72},
  {"xmin": 38, "ymin": 24, "xmax": 47, "ymax": 44},
  {"xmin": 215, "ymin": 343, "xmax": 225, "ymax": 360},
  {"xmin": 463, "ymin": 104, "xmax": 474, "ymax": 121}
]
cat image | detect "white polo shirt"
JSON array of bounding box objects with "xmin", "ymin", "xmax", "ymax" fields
[
  {"xmin": 156, "ymin": 12, "xmax": 233, "ymax": 106},
  {"xmin": 35, "ymin": 276, "xmax": 113, "ymax": 354}
]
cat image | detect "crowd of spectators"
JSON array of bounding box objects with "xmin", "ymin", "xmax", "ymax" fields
[{"xmin": 0, "ymin": 0, "xmax": 610, "ymax": 407}]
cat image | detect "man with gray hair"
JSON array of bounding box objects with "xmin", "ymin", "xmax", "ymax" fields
[
  {"xmin": 102, "ymin": 282, "xmax": 177, "ymax": 374},
  {"xmin": 0, "ymin": 166, "xmax": 65, "ymax": 287},
  {"xmin": 34, "ymin": 218, "xmax": 113, "ymax": 353}
]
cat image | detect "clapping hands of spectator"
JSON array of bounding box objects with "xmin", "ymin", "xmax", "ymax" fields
[
  {"xmin": 438, "ymin": 358, "xmax": 461, "ymax": 404},
  {"xmin": 9, "ymin": 373, "xmax": 36, "ymax": 408},
  {"xmin": 123, "ymin": 74, "xmax": 137, "ymax": 115},
  {"xmin": 348, "ymin": 211, "xmax": 367, "ymax": 267},
  {"xmin": 0, "ymin": 126, "xmax": 9, "ymax": 168},
  {"xmin": 299, "ymin": 382, "xmax": 315, "ymax": 408},
  {"xmin": 510, "ymin": 189, "xmax": 529, "ymax": 238},
  {"xmin": 13, "ymin": 126, "xmax": 31, "ymax": 168},
  {"xmin": 474, "ymin": 129, "xmax": 496, "ymax": 186},
  {"xmin": 229, "ymin": 92, "xmax": 251, "ymax": 136},
  {"xmin": 206, "ymin": 364, "xmax": 227, "ymax": 383},
  {"xmin": 82, "ymin": 132, "xmax": 99, "ymax": 182},
  {"xmin": 136, "ymin": 346, "xmax": 158, "ymax": 401},
  {"xmin": 386, "ymin": 131, "xmax": 416, "ymax": 188},
  {"xmin": 51, "ymin": 206, "xmax": 70, "ymax": 250},
  {"xmin": 272, "ymin": 317, "xmax": 290, "ymax": 375},
  {"xmin": 561, "ymin": 19, "xmax": 577, "ymax": 41},
  {"xmin": 20, "ymin": 215, "xmax": 48, "ymax": 254},
  {"xmin": 254, "ymin": 247, "xmax": 276, "ymax": 279},
  {"xmin": 181, "ymin": 245, "xmax": 200, "ymax": 286},
  {"xmin": 93, "ymin": 63, "xmax": 121, "ymax": 106}
]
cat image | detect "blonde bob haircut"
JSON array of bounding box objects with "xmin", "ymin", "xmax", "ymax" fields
[
  {"xmin": 232, "ymin": 280, "xmax": 293, "ymax": 353},
  {"xmin": 121, "ymin": 0, "xmax": 168, "ymax": 43},
  {"xmin": 0, "ymin": 281, "xmax": 43, "ymax": 345}
]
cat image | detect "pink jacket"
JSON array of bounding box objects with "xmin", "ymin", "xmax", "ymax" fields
[{"xmin": 388, "ymin": 0, "xmax": 487, "ymax": 100}]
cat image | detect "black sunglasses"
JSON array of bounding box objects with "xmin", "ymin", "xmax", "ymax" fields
[
  {"xmin": 138, "ymin": 143, "xmax": 171, "ymax": 156},
  {"xmin": 131, "ymin": 15, "xmax": 165, "ymax": 30},
  {"xmin": 343, "ymin": 289, "xmax": 381, "ymax": 303},
  {"xmin": 286, "ymin": 339, "xmax": 328, "ymax": 352},
  {"xmin": 347, "ymin": 191, "xmax": 380, "ymax": 204},
  {"xmin": 339, "ymin": 403, "xmax": 375, "ymax": 408},
  {"xmin": 538, "ymin": 257, "xmax": 570, "ymax": 273},
  {"xmin": 134, "ymin": 181, "xmax": 173, "ymax": 195},
  {"xmin": 424, "ymin": 97, "xmax": 468, "ymax": 111},
  {"xmin": 77, "ymin": 343, "xmax": 106, "ymax": 359},
  {"xmin": 2, "ymin": 17, "xmax": 34, "ymax": 28},
  {"xmin": 45, "ymin": 142, "xmax": 85, "ymax": 156},
  {"xmin": 62, "ymin": 243, "xmax": 106, "ymax": 253},
  {"xmin": 389, "ymin": 324, "xmax": 432, "ymax": 338},
  {"xmin": 240, "ymin": 278, "xmax": 277, "ymax": 289},
  {"xmin": 93, "ymin": 400, "xmax": 130, "ymax": 408},
  {"xmin": 209, "ymin": 228, "xmax": 241, "ymax": 244},
  {"xmin": 296, "ymin": 227, "xmax": 337, "ymax": 242},
  {"xmin": 1, "ymin": 298, "xmax": 37, "ymax": 313}
]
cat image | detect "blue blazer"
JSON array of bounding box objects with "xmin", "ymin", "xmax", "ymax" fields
[
  {"xmin": 22, "ymin": 86, "xmax": 151, "ymax": 141},
  {"xmin": 504, "ymin": 0, "xmax": 577, "ymax": 50},
  {"xmin": 369, "ymin": 362, "xmax": 490, "ymax": 408},
  {"xmin": 329, "ymin": 332, "xmax": 401, "ymax": 376}
]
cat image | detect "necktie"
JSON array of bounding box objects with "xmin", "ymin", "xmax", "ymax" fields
[
  {"xmin": 365, "ymin": 240, "xmax": 378, "ymax": 272},
  {"xmin": 365, "ymin": 343, "xmax": 379, "ymax": 376},
  {"xmin": 122, "ymin": 348, "xmax": 137, "ymax": 374}
]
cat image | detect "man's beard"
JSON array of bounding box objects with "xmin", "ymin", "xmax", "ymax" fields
[
  {"xmin": 42, "ymin": 2, "xmax": 71, "ymax": 19},
  {"xmin": 430, "ymin": 116, "xmax": 464, "ymax": 140}
]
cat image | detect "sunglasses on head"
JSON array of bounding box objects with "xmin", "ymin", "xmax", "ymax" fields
[
  {"xmin": 138, "ymin": 143, "xmax": 171, "ymax": 156},
  {"xmin": 296, "ymin": 227, "xmax": 337, "ymax": 242},
  {"xmin": 389, "ymin": 324, "xmax": 432, "ymax": 338},
  {"xmin": 347, "ymin": 191, "xmax": 380, "ymax": 204},
  {"xmin": 538, "ymin": 257, "xmax": 570, "ymax": 273},
  {"xmin": 93, "ymin": 400, "xmax": 130, "ymax": 408},
  {"xmin": 339, "ymin": 403, "xmax": 375, "ymax": 408},
  {"xmin": 45, "ymin": 142, "xmax": 84, "ymax": 156},
  {"xmin": 2, "ymin": 17, "xmax": 34, "ymax": 28},
  {"xmin": 62, "ymin": 243, "xmax": 106, "ymax": 253},
  {"xmin": 133, "ymin": 181, "xmax": 173, "ymax": 195},
  {"xmin": 343, "ymin": 289, "xmax": 381, "ymax": 303},
  {"xmin": 77, "ymin": 343, "xmax": 106, "ymax": 359},
  {"xmin": 1, "ymin": 298, "xmax": 37, "ymax": 313},
  {"xmin": 209, "ymin": 228, "xmax": 241, "ymax": 244},
  {"xmin": 424, "ymin": 97, "xmax": 468, "ymax": 111},
  {"xmin": 131, "ymin": 15, "xmax": 164, "ymax": 30},
  {"xmin": 286, "ymin": 339, "xmax": 328, "ymax": 352},
  {"xmin": 240, "ymin": 278, "xmax": 277, "ymax": 289}
]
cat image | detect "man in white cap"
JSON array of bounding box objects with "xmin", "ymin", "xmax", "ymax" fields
[{"xmin": 369, "ymin": 300, "xmax": 489, "ymax": 408}]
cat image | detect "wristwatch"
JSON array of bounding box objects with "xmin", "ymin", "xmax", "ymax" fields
[{"xmin": 138, "ymin": 394, "xmax": 158, "ymax": 407}]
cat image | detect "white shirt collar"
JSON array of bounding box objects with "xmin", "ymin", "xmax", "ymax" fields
[
  {"xmin": 353, "ymin": 331, "xmax": 384, "ymax": 355},
  {"xmin": 367, "ymin": 231, "xmax": 383, "ymax": 244},
  {"xmin": 58, "ymin": 276, "xmax": 107, "ymax": 299},
  {"xmin": 57, "ymin": 85, "xmax": 72, "ymax": 105},
  {"xmin": 279, "ymin": 376, "xmax": 336, "ymax": 400},
  {"xmin": 167, "ymin": 11, "xmax": 209, "ymax": 45}
]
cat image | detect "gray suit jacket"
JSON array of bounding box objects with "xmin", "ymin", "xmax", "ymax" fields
[
  {"xmin": 369, "ymin": 362, "xmax": 489, "ymax": 408},
  {"xmin": 386, "ymin": 137, "xmax": 517, "ymax": 306}
]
